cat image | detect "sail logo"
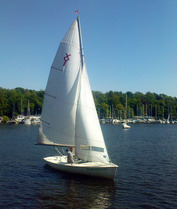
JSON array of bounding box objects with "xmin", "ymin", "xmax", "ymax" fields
[{"xmin": 63, "ymin": 53, "xmax": 71, "ymax": 66}]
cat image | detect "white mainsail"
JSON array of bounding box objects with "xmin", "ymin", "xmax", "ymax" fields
[
  {"xmin": 38, "ymin": 18, "xmax": 109, "ymax": 163},
  {"xmin": 38, "ymin": 19, "xmax": 81, "ymax": 146}
]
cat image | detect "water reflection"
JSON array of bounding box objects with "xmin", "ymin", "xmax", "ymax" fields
[{"xmin": 37, "ymin": 166, "xmax": 116, "ymax": 208}]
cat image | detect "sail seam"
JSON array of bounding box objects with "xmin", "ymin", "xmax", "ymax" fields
[
  {"xmin": 44, "ymin": 95, "xmax": 96, "ymax": 111},
  {"xmin": 75, "ymin": 135, "xmax": 105, "ymax": 144},
  {"xmin": 61, "ymin": 41, "xmax": 80, "ymax": 50},
  {"xmin": 42, "ymin": 121, "xmax": 75, "ymax": 142}
]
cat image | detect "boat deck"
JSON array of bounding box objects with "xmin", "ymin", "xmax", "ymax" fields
[{"xmin": 44, "ymin": 156, "xmax": 118, "ymax": 168}]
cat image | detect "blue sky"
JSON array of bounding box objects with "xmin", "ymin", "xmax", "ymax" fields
[{"xmin": 1, "ymin": 0, "xmax": 177, "ymax": 97}]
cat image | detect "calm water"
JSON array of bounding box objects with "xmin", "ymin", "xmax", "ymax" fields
[{"xmin": 0, "ymin": 123, "xmax": 177, "ymax": 209}]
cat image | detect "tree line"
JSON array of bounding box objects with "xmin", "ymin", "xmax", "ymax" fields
[
  {"xmin": 0, "ymin": 87, "xmax": 44, "ymax": 118},
  {"xmin": 0, "ymin": 87, "xmax": 177, "ymax": 120},
  {"xmin": 93, "ymin": 91, "xmax": 177, "ymax": 120}
]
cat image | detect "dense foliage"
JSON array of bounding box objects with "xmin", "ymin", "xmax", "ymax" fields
[
  {"xmin": 0, "ymin": 87, "xmax": 177, "ymax": 120},
  {"xmin": 93, "ymin": 91, "xmax": 177, "ymax": 120},
  {"xmin": 0, "ymin": 87, "xmax": 44, "ymax": 118}
]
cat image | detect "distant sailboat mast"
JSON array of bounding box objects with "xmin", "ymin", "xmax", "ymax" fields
[
  {"xmin": 122, "ymin": 94, "xmax": 131, "ymax": 129},
  {"xmin": 125, "ymin": 94, "xmax": 127, "ymax": 120},
  {"xmin": 27, "ymin": 100, "xmax": 30, "ymax": 116},
  {"xmin": 21, "ymin": 98, "xmax": 24, "ymax": 115}
]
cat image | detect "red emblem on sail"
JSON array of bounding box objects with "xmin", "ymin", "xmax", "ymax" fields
[{"xmin": 63, "ymin": 53, "xmax": 71, "ymax": 66}]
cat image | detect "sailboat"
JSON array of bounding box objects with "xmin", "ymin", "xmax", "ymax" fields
[
  {"xmin": 122, "ymin": 94, "xmax": 131, "ymax": 129},
  {"xmin": 36, "ymin": 17, "xmax": 118, "ymax": 179},
  {"xmin": 166, "ymin": 114, "xmax": 170, "ymax": 124},
  {"xmin": 25, "ymin": 100, "xmax": 31, "ymax": 125}
]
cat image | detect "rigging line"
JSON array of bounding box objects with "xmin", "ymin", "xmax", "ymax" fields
[{"xmin": 55, "ymin": 147, "xmax": 62, "ymax": 156}]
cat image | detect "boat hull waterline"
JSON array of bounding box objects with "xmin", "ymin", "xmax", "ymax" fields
[{"xmin": 44, "ymin": 156, "xmax": 118, "ymax": 179}]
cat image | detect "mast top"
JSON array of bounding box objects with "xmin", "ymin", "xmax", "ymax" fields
[{"xmin": 76, "ymin": 13, "xmax": 84, "ymax": 68}]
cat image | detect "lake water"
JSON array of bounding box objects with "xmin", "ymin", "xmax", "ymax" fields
[{"xmin": 0, "ymin": 123, "xmax": 177, "ymax": 208}]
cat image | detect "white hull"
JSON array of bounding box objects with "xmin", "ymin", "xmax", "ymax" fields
[
  {"xmin": 122, "ymin": 122, "xmax": 131, "ymax": 129},
  {"xmin": 25, "ymin": 119, "xmax": 31, "ymax": 125},
  {"xmin": 44, "ymin": 156, "xmax": 118, "ymax": 180}
]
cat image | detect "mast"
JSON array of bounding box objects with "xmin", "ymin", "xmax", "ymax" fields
[
  {"xmin": 27, "ymin": 100, "xmax": 30, "ymax": 116},
  {"xmin": 21, "ymin": 98, "xmax": 24, "ymax": 115},
  {"xmin": 77, "ymin": 16, "xmax": 84, "ymax": 68},
  {"xmin": 125, "ymin": 94, "xmax": 127, "ymax": 120}
]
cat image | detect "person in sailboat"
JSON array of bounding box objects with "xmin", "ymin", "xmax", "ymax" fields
[{"xmin": 66, "ymin": 147, "xmax": 75, "ymax": 163}]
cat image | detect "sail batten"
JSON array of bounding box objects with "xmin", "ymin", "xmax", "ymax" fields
[
  {"xmin": 45, "ymin": 93, "xmax": 57, "ymax": 99},
  {"xmin": 51, "ymin": 66, "xmax": 63, "ymax": 72}
]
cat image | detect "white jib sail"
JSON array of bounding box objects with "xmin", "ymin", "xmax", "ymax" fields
[
  {"xmin": 38, "ymin": 19, "xmax": 81, "ymax": 146},
  {"xmin": 75, "ymin": 61, "xmax": 110, "ymax": 163}
]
